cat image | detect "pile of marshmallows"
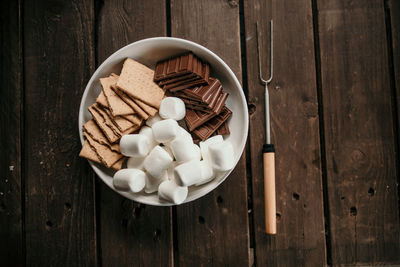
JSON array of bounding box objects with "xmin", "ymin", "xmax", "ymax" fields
[{"xmin": 113, "ymin": 97, "xmax": 235, "ymax": 204}]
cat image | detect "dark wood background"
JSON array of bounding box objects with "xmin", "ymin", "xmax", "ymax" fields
[{"xmin": 1, "ymin": 0, "xmax": 399, "ymax": 266}]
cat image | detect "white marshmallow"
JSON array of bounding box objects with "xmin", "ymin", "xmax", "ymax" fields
[
  {"xmin": 146, "ymin": 113, "xmax": 163, "ymax": 127},
  {"xmin": 208, "ymin": 140, "xmax": 235, "ymax": 171},
  {"xmin": 164, "ymin": 126, "xmax": 193, "ymax": 147},
  {"xmin": 145, "ymin": 171, "xmax": 168, "ymax": 194},
  {"xmin": 113, "ymin": 169, "xmax": 146, "ymax": 193},
  {"xmin": 127, "ymin": 156, "xmax": 145, "ymax": 170},
  {"xmin": 170, "ymin": 138, "xmax": 198, "ymax": 163},
  {"xmin": 174, "ymin": 160, "xmax": 203, "ymax": 186},
  {"xmin": 159, "ymin": 97, "xmax": 186, "ymax": 120},
  {"xmin": 139, "ymin": 126, "xmax": 159, "ymax": 149},
  {"xmin": 152, "ymin": 119, "xmax": 178, "ymax": 143},
  {"xmin": 200, "ymin": 135, "xmax": 224, "ymax": 163},
  {"xmin": 158, "ymin": 180, "xmax": 188, "ymax": 204},
  {"xmin": 120, "ymin": 134, "xmax": 150, "ymax": 157},
  {"xmin": 144, "ymin": 145, "xmax": 173, "ymax": 179},
  {"xmin": 195, "ymin": 160, "xmax": 215, "ymax": 186}
]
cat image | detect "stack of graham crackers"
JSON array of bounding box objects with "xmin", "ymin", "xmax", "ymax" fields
[
  {"xmin": 154, "ymin": 53, "xmax": 232, "ymax": 141},
  {"xmin": 80, "ymin": 58, "xmax": 165, "ymax": 170}
]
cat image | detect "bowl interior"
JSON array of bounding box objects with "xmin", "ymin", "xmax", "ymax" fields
[{"xmin": 79, "ymin": 37, "xmax": 248, "ymax": 206}]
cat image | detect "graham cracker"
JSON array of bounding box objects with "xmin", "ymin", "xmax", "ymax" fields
[
  {"xmin": 83, "ymin": 120, "xmax": 120, "ymax": 152},
  {"xmin": 96, "ymin": 91, "xmax": 108, "ymax": 108},
  {"xmin": 123, "ymin": 114, "xmax": 143, "ymax": 126},
  {"xmin": 116, "ymin": 58, "xmax": 165, "ymax": 108},
  {"xmin": 79, "ymin": 140, "xmax": 102, "ymax": 164},
  {"xmin": 88, "ymin": 104, "xmax": 120, "ymax": 143},
  {"xmin": 100, "ymin": 74, "xmax": 135, "ymax": 116},
  {"xmin": 104, "ymin": 107, "xmax": 137, "ymax": 132},
  {"xmin": 111, "ymin": 157, "xmax": 125, "ymax": 171},
  {"xmin": 134, "ymin": 98, "xmax": 157, "ymax": 116},
  {"xmin": 112, "ymin": 85, "xmax": 149, "ymax": 119},
  {"xmin": 85, "ymin": 132, "xmax": 123, "ymax": 168}
]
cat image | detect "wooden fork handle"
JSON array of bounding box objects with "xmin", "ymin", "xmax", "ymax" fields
[{"xmin": 263, "ymin": 144, "xmax": 276, "ymax": 234}]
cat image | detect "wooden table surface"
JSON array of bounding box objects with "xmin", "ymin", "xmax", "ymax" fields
[{"xmin": 1, "ymin": 0, "xmax": 400, "ymax": 266}]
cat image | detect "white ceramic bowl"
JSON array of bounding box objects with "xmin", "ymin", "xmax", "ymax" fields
[{"xmin": 79, "ymin": 37, "xmax": 248, "ymax": 206}]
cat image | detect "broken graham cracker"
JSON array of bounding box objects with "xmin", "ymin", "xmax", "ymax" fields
[
  {"xmin": 104, "ymin": 107, "xmax": 140, "ymax": 132},
  {"xmin": 100, "ymin": 74, "xmax": 135, "ymax": 116},
  {"xmin": 83, "ymin": 119, "xmax": 120, "ymax": 152},
  {"xmin": 112, "ymin": 85, "xmax": 149, "ymax": 119},
  {"xmin": 85, "ymin": 132, "xmax": 123, "ymax": 168},
  {"xmin": 88, "ymin": 104, "xmax": 120, "ymax": 143},
  {"xmin": 96, "ymin": 91, "xmax": 108, "ymax": 108},
  {"xmin": 134, "ymin": 98, "xmax": 157, "ymax": 117},
  {"xmin": 93, "ymin": 104, "xmax": 140, "ymax": 137},
  {"xmin": 79, "ymin": 141, "xmax": 125, "ymax": 170},
  {"xmin": 116, "ymin": 58, "xmax": 165, "ymax": 108},
  {"xmin": 79, "ymin": 140, "xmax": 102, "ymax": 164}
]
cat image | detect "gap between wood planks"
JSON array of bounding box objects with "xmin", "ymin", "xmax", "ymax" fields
[
  {"xmin": 384, "ymin": 0, "xmax": 400, "ymax": 226},
  {"xmin": 311, "ymin": 0, "xmax": 332, "ymax": 265},
  {"xmin": 238, "ymin": 0, "xmax": 257, "ymax": 266}
]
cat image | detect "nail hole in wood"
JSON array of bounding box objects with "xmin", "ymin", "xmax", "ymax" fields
[
  {"xmin": 217, "ymin": 195, "xmax": 223, "ymax": 204},
  {"xmin": 350, "ymin": 207, "xmax": 357, "ymax": 216},
  {"xmin": 198, "ymin": 216, "xmax": 205, "ymax": 224},
  {"xmin": 292, "ymin": 192, "xmax": 300, "ymax": 200},
  {"xmin": 121, "ymin": 218, "xmax": 128, "ymax": 227},
  {"xmin": 46, "ymin": 220, "xmax": 53, "ymax": 227},
  {"xmin": 248, "ymin": 103, "xmax": 256, "ymax": 115},
  {"xmin": 368, "ymin": 187, "xmax": 375, "ymax": 196},
  {"xmin": 303, "ymin": 204, "xmax": 307, "ymax": 208},
  {"xmin": 276, "ymin": 212, "xmax": 281, "ymax": 221},
  {"xmin": 0, "ymin": 201, "xmax": 6, "ymax": 212},
  {"xmin": 153, "ymin": 229, "xmax": 161, "ymax": 241},
  {"xmin": 340, "ymin": 196, "xmax": 345, "ymax": 200},
  {"xmin": 64, "ymin": 202, "xmax": 71, "ymax": 209}
]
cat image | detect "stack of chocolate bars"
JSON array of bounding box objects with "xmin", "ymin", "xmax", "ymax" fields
[{"xmin": 154, "ymin": 53, "xmax": 232, "ymax": 141}]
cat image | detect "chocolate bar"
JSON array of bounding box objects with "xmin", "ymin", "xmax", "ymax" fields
[
  {"xmin": 154, "ymin": 53, "xmax": 210, "ymax": 91},
  {"xmin": 185, "ymin": 109, "xmax": 217, "ymax": 131},
  {"xmin": 216, "ymin": 121, "xmax": 230, "ymax": 135},
  {"xmin": 192, "ymin": 107, "xmax": 232, "ymax": 141}
]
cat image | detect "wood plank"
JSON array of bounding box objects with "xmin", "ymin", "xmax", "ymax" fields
[
  {"xmin": 97, "ymin": 1, "xmax": 172, "ymax": 266},
  {"xmin": 0, "ymin": 0, "xmax": 24, "ymax": 265},
  {"xmin": 23, "ymin": 0, "xmax": 97, "ymax": 265},
  {"xmin": 244, "ymin": 0, "xmax": 327, "ymax": 266},
  {"xmin": 170, "ymin": 1, "xmax": 250, "ymax": 265},
  {"xmin": 317, "ymin": 0, "xmax": 400, "ymax": 264}
]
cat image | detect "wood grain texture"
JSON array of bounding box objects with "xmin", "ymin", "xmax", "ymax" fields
[
  {"xmin": 97, "ymin": 1, "xmax": 172, "ymax": 266},
  {"xmin": 0, "ymin": 0, "xmax": 24, "ymax": 266},
  {"xmin": 317, "ymin": 0, "xmax": 400, "ymax": 264},
  {"xmin": 170, "ymin": 0, "xmax": 250, "ymax": 265},
  {"xmin": 23, "ymin": 0, "xmax": 97, "ymax": 265},
  {"xmin": 390, "ymin": 0, "xmax": 400, "ymax": 132},
  {"xmin": 244, "ymin": 0, "xmax": 327, "ymax": 266}
]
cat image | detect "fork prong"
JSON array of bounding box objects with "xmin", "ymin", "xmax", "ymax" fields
[
  {"xmin": 256, "ymin": 21, "xmax": 267, "ymax": 85},
  {"xmin": 266, "ymin": 20, "xmax": 273, "ymax": 83}
]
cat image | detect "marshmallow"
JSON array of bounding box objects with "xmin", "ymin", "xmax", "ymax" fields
[
  {"xmin": 144, "ymin": 145, "xmax": 173, "ymax": 179},
  {"xmin": 145, "ymin": 171, "xmax": 168, "ymax": 194},
  {"xmin": 146, "ymin": 113, "xmax": 163, "ymax": 127},
  {"xmin": 164, "ymin": 126, "xmax": 193, "ymax": 147},
  {"xmin": 159, "ymin": 97, "xmax": 186, "ymax": 120},
  {"xmin": 120, "ymin": 134, "xmax": 150, "ymax": 157},
  {"xmin": 174, "ymin": 160, "xmax": 204, "ymax": 186},
  {"xmin": 113, "ymin": 169, "xmax": 146, "ymax": 193},
  {"xmin": 158, "ymin": 180, "xmax": 188, "ymax": 204},
  {"xmin": 195, "ymin": 160, "xmax": 215, "ymax": 186},
  {"xmin": 200, "ymin": 135, "xmax": 224, "ymax": 163},
  {"xmin": 127, "ymin": 156, "xmax": 145, "ymax": 170},
  {"xmin": 152, "ymin": 119, "xmax": 178, "ymax": 143},
  {"xmin": 170, "ymin": 138, "xmax": 198, "ymax": 163},
  {"xmin": 208, "ymin": 140, "xmax": 235, "ymax": 171},
  {"xmin": 139, "ymin": 126, "xmax": 159, "ymax": 149}
]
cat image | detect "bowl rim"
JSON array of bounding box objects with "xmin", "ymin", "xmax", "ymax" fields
[{"xmin": 78, "ymin": 36, "xmax": 249, "ymax": 206}]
